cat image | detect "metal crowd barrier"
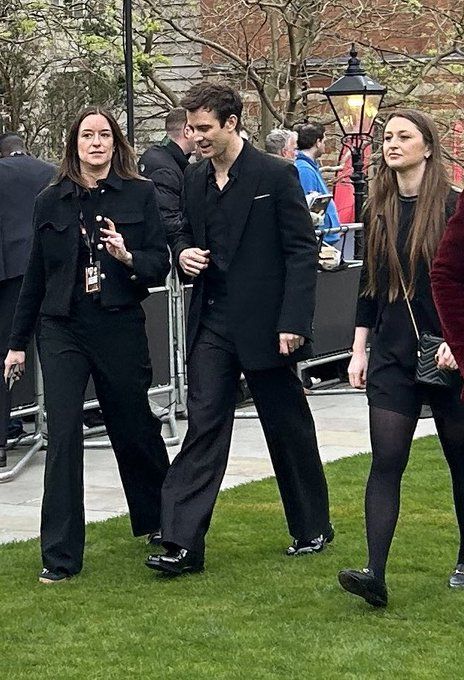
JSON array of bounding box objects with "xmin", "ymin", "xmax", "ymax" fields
[
  {"xmin": 0, "ymin": 346, "xmax": 44, "ymax": 483},
  {"xmin": 82, "ymin": 275, "xmax": 180, "ymax": 449},
  {"xmin": 3, "ymin": 223, "xmax": 364, "ymax": 481}
]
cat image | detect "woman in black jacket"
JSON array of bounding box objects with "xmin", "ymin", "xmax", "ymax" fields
[
  {"xmin": 338, "ymin": 110, "xmax": 464, "ymax": 606},
  {"xmin": 4, "ymin": 106, "xmax": 170, "ymax": 583}
]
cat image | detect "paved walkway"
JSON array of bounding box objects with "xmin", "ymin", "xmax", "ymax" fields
[{"xmin": 0, "ymin": 391, "xmax": 436, "ymax": 544}]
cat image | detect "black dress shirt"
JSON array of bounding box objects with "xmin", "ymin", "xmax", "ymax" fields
[{"xmin": 202, "ymin": 146, "xmax": 246, "ymax": 339}]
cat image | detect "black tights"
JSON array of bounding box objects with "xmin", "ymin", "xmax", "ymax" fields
[{"xmin": 366, "ymin": 405, "xmax": 464, "ymax": 580}]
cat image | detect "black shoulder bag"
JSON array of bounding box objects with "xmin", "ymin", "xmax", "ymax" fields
[{"xmin": 397, "ymin": 269, "xmax": 458, "ymax": 389}]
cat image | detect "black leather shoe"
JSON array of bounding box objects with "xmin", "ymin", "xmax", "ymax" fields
[
  {"xmin": 0, "ymin": 447, "xmax": 6, "ymax": 468},
  {"xmin": 338, "ymin": 568, "xmax": 388, "ymax": 607},
  {"xmin": 145, "ymin": 548, "xmax": 204, "ymax": 576},
  {"xmin": 286, "ymin": 524, "xmax": 335, "ymax": 556},
  {"xmin": 449, "ymin": 564, "xmax": 464, "ymax": 588}
]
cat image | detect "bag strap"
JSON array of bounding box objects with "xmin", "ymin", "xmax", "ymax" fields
[{"xmin": 397, "ymin": 267, "xmax": 420, "ymax": 342}]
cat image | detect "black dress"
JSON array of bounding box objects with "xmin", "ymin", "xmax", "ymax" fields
[{"xmin": 357, "ymin": 193, "xmax": 462, "ymax": 419}]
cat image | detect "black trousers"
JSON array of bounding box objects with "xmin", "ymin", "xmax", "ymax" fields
[
  {"xmin": 161, "ymin": 326, "xmax": 330, "ymax": 555},
  {"xmin": 0, "ymin": 276, "xmax": 23, "ymax": 447},
  {"xmin": 37, "ymin": 297, "xmax": 170, "ymax": 575}
]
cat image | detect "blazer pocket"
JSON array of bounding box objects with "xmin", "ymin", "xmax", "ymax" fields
[
  {"xmin": 253, "ymin": 194, "xmax": 271, "ymax": 201},
  {"xmin": 38, "ymin": 220, "xmax": 71, "ymax": 232},
  {"xmin": 112, "ymin": 211, "xmax": 144, "ymax": 225}
]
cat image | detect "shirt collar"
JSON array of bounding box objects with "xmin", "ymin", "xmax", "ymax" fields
[
  {"xmin": 59, "ymin": 166, "xmax": 123, "ymax": 199},
  {"xmin": 296, "ymin": 150, "xmax": 318, "ymax": 168},
  {"xmin": 207, "ymin": 138, "xmax": 248, "ymax": 182}
]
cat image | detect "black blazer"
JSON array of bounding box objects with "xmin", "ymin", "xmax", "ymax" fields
[
  {"xmin": 0, "ymin": 154, "xmax": 55, "ymax": 282},
  {"xmin": 171, "ymin": 142, "xmax": 318, "ymax": 370},
  {"xmin": 10, "ymin": 170, "xmax": 170, "ymax": 351},
  {"xmin": 356, "ymin": 189, "xmax": 460, "ymax": 334}
]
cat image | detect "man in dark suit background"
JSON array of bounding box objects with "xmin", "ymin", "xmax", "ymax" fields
[
  {"xmin": 0, "ymin": 132, "xmax": 55, "ymax": 466},
  {"xmin": 138, "ymin": 107, "xmax": 195, "ymax": 240},
  {"xmin": 146, "ymin": 83, "xmax": 332, "ymax": 575}
]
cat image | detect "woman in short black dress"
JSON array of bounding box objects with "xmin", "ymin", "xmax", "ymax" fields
[{"xmin": 338, "ymin": 110, "xmax": 464, "ymax": 606}]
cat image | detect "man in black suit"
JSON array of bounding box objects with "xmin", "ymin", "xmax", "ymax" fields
[
  {"xmin": 0, "ymin": 132, "xmax": 55, "ymax": 466},
  {"xmin": 138, "ymin": 107, "xmax": 195, "ymax": 240},
  {"xmin": 146, "ymin": 83, "xmax": 332, "ymax": 575}
]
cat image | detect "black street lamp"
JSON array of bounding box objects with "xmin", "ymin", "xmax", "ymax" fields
[
  {"xmin": 122, "ymin": 0, "xmax": 134, "ymax": 146},
  {"xmin": 324, "ymin": 44, "xmax": 386, "ymax": 227}
]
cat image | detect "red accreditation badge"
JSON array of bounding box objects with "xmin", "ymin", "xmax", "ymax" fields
[{"xmin": 85, "ymin": 261, "xmax": 101, "ymax": 293}]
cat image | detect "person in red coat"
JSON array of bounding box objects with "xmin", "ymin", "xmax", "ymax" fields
[{"xmin": 431, "ymin": 192, "xmax": 464, "ymax": 381}]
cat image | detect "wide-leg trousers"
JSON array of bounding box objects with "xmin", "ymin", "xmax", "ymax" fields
[
  {"xmin": 161, "ymin": 326, "xmax": 331, "ymax": 555},
  {"xmin": 37, "ymin": 297, "xmax": 170, "ymax": 575}
]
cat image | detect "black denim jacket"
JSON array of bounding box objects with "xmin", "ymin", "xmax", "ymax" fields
[{"xmin": 9, "ymin": 170, "xmax": 170, "ymax": 350}]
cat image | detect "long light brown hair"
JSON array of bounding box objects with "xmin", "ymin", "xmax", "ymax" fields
[
  {"xmin": 56, "ymin": 106, "xmax": 141, "ymax": 188},
  {"xmin": 364, "ymin": 109, "xmax": 450, "ymax": 301}
]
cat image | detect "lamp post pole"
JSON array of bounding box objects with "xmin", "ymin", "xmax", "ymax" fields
[
  {"xmin": 323, "ymin": 45, "xmax": 386, "ymax": 257},
  {"xmin": 123, "ymin": 0, "xmax": 134, "ymax": 146}
]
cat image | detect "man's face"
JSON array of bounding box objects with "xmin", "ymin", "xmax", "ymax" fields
[
  {"xmin": 314, "ymin": 133, "xmax": 326, "ymax": 159},
  {"xmin": 282, "ymin": 135, "xmax": 297, "ymax": 160},
  {"xmin": 187, "ymin": 107, "xmax": 238, "ymax": 160}
]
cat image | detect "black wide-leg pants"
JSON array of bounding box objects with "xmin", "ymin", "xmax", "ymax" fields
[
  {"xmin": 161, "ymin": 326, "xmax": 330, "ymax": 556},
  {"xmin": 37, "ymin": 298, "xmax": 170, "ymax": 576}
]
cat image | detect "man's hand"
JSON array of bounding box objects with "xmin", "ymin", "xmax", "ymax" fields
[
  {"xmin": 4, "ymin": 350, "xmax": 26, "ymax": 384},
  {"xmin": 179, "ymin": 248, "xmax": 210, "ymax": 277},
  {"xmin": 279, "ymin": 333, "xmax": 304, "ymax": 356},
  {"xmin": 435, "ymin": 342, "xmax": 458, "ymax": 371}
]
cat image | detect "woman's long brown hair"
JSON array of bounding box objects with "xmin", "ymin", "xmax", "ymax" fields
[
  {"xmin": 56, "ymin": 106, "xmax": 141, "ymax": 188},
  {"xmin": 364, "ymin": 109, "xmax": 450, "ymax": 301}
]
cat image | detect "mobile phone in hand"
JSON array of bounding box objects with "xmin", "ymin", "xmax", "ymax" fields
[{"xmin": 6, "ymin": 364, "xmax": 23, "ymax": 391}]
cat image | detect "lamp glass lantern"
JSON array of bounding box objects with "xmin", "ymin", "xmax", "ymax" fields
[{"xmin": 324, "ymin": 45, "xmax": 386, "ymax": 139}]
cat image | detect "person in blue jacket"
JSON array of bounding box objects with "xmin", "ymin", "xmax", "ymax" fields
[{"xmin": 295, "ymin": 122, "xmax": 340, "ymax": 245}]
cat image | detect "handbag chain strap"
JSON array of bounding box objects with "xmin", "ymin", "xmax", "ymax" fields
[{"xmin": 397, "ymin": 268, "xmax": 420, "ymax": 342}]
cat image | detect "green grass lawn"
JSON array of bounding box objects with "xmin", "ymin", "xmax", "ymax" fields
[{"xmin": 1, "ymin": 435, "xmax": 463, "ymax": 680}]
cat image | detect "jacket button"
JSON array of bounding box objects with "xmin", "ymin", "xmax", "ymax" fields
[
  {"xmin": 96, "ymin": 215, "xmax": 103, "ymax": 222},
  {"xmin": 130, "ymin": 274, "xmax": 137, "ymax": 281},
  {"xmin": 100, "ymin": 273, "xmax": 106, "ymax": 280},
  {"xmin": 97, "ymin": 243, "xmax": 104, "ymax": 250},
  {"xmin": 100, "ymin": 188, "xmax": 105, "ymax": 194},
  {"xmin": 207, "ymin": 298, "xmax": 214, "ymax": 306}
]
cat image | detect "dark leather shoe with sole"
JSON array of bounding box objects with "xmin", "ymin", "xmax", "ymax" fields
[
  {"xmin": 338, "ymin": 568, "xmax": 388, "ymax": 607},
  {"xmin": 145, "ymin": 548, "xmax": 204, "ymax": 576},
  {"xmin": 286, "ymin": 524, "xmax": 335, "ymax": 556}
]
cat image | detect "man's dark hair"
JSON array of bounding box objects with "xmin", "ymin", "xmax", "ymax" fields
[
  {"xmin": 0, "ymin": 132, "xmax": 26, "ymax": 156},
  {"xmin": 181, "ymin": 82, "xmax": 242, "ymax": 132},
  {"xmin": 165, "ymin": 107, "xmax": 187, "ymax": 138},
  {"xmin": 296, "ymin": 122, "xmax": 325, "ymax": 150}
]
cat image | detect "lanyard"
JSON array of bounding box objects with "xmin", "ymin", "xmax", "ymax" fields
[{"xmin": 79, "ymin": 209, "xmax": 97, "ymax": 265}]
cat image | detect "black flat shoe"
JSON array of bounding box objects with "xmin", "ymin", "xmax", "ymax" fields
[
  {"xmin": 338, "ymin": 568, "xmax": 388, "ymax": 607},
  {"xmin": 286, "ymin": 524, "xmax": 335, "ymax": 556},
  {"xmin": 145, "ymin": 548, "xmax": 204, "ymax": 576},
  {"xmin": 449, "ymin": 564, "xmax": 464, "ymax": 588}
]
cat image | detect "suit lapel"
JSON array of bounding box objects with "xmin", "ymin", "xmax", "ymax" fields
[{"xmin": 222, "ymin": 145, "xmax": 262, "ymax": 264}]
